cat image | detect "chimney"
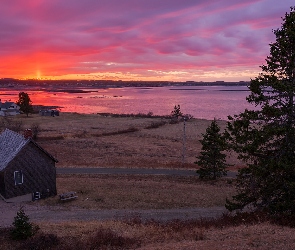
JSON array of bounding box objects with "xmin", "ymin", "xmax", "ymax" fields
[{"xmin": 24, "ymin": 129, "xmax": 33, "ymax": 139}]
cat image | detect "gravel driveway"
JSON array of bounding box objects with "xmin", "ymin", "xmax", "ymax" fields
[{"xmin": 1, "ymin": 167, "xmax": 232, "ymax": 228}]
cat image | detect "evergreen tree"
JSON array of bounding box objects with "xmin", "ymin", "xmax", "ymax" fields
[
  {"xmin": 195, "ymin": 119, "xmax": 228, "ymax": 180},
  {"xmin": 11, "ymin": 207, "xmax": 38, "ymax": 240},
  {"xmin": 16, "ymin": 92, "xmax": 33, "ymax": 117},
  {"xmin": 226, "ymin": 7, "xmax": 295, "ymax": 215},
  {"xmin": 171, "ymin": 105, "xmax": 183, "ymax": 119}
]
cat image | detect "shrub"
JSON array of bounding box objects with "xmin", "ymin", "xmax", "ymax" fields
[
  {"xmin": 86, "ymin": 227, "xmax": 140, "ymax": 249},
  {"xmin": 11, "ymin": 207, "xmax": 39, "ymax": 240},
  {"xmin": 145, "ymin": 121, "xmax": 166, "ymax": 129},
  {"xmin": 92, "ymin": 126, "xmax": 139, "ymax": 137},
  {"xmin": 171, "ymin": 105, "xmax": 182, "ymax": 118},
  {"xmin": 30, "ymin": 123, "xmax": 41, "ymax": 140},
  {"xmin": 20, "ymin": 233, "xmax": 59, "ymax": 250}
]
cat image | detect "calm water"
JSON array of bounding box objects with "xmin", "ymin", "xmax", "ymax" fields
[{"xmin": 0, "ymin": 85, "xmax": 252, "ymax": 120}]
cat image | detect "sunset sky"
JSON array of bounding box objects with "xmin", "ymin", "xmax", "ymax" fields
[{"xmin": 0, "ymin": 1, "xmax": 293, "ymax": 82}]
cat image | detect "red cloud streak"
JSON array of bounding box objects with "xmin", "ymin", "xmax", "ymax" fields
[{"xmin": 0, "ymin": 0, "xmax": 293, "ymax": 81}]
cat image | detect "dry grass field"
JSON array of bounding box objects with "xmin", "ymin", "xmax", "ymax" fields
[
  {"xmin": 1, "ymin": 113, "xmax": 295, "ymax": 249},
  {"xmin": 41, "ymin": 175, "xmax": 235, "ymax": 210},
  {"xmin": 2, "ymin": 112, "xmax": 241, "ymax": 169},
  {"xmin": 3, "ymin": 214, "xmax": 295, "ymax": 249},
  {"xmin": 35, "ymin": 221, "xmax": 295, "ymax": 250}
]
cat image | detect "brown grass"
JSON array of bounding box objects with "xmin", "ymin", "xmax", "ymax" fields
[
  {"xmin": 4, "ymin": 113, "xmax": 290, "ymax": 249},
  {"xmin": 1, "ymin": 112, "xmax": 242, "ymax": 169},
  {"xmin": 38, "ymin": 175, "xmax": 235, "ymax": 209},
  {"xmin": 4, "ymin": 217, "xmax": 295, "ymax": 249}
]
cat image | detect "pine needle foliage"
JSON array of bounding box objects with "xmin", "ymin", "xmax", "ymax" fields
[
  {"xmin": 225, "ymin": 7, "xmax": 295, "ymax": 216},
  {"xmin": 171, "ymin": 104, "xmax": 183, "ymax": 119},
  {"xmin": 11, "ymin": 207, "xmax": 38, "ymax": 240},
  {"xmin": 16, "ymin": 92, "xmax": 33, "ymax": 117},
  {"xmin": 195, "ymin": 119, "xmax": 228, "ymax": 180}
]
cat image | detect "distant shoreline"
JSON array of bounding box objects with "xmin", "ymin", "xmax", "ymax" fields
[
  {"xmin": 0, "ymin": 82, "xmax": 250, "ymax": 95},
  {"xmin": 0, "ymin": 79, "xmax": 249, "ymax": 90}
]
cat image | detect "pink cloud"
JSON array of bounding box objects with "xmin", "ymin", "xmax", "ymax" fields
[{"xmin": 0, "ymin": 0, "xmax": 294, "ymax": 81}]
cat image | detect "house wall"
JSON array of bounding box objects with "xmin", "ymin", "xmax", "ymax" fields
[
  {"xmin": 2, "ymin": 142, "xmax": 57, "ymax": 199},
  {"xmin": 0, "ymin": 172, "xmax": 5, "ymax": 196}
]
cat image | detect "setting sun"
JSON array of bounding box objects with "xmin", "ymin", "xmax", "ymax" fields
[
  {"xmin": 0, "ymin": 1, "xmax": 293, "ymax": 82},
  {"xmin": 36, "ymin": 70, "xmax": 41, "ymax": 79}
]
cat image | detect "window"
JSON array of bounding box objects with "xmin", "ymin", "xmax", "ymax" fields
[
  {"xmin": 14, "ymin": 171, "xmax": 23, "ymax": 185},
  {"xmin": 33, "ymin": 192, "xmax": 41, "ymax": 200}
]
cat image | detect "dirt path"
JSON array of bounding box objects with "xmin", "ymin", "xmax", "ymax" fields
[
  {"xmin": 0, "ymin": 168, "xmax": 234, "ymax": 228},
  {"xmin": 57, "ymin": 167, "xmax": 237, "ymax": 178},
  {"xmin": 0, "ymin": 200, "xmax": 226, "ymax": 228}
]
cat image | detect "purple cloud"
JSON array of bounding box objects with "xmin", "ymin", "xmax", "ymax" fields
[{"xmin": 0, "ymin": 0, "xmax": 293, "ymax": 81}]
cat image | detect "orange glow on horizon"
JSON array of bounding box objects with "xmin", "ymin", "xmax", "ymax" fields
[
  {"xmin": 0, "ymin": 49, "xmax": 256, "ymax": 82},
  {"xmin": 4, "ymin": 68, "xmax": 256, "ymax": 82},
  {"xmin": 1, "ymin": 1, "xmax": 294, "ymax": 83},
  {"xmin": 0, "ymin": 52, "xmax": 256, "ymax": 82},
  {"xmin": 36, "ymin": 70, "xmax": 41, "ymax": 79}
]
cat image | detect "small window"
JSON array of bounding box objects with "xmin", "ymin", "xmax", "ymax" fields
[
  {"xmin": 33, "ymin": 192, "xmax": 41, "ymax": 200},
  {"xmin": 14, "ymin": 171, "xmax": 23, "ymax": 185}
]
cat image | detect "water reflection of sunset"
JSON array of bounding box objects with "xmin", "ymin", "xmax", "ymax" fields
[{"xmin": 1, "ymin": 86, "xmax": 251, "ymax": 120}]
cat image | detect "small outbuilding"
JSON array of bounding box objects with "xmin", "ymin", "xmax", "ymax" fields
[
  {"xmin": 39, "ymin": 109, "xmax": 60, "ymax": 117},
  {"xmin": 0, "ymin": 129, "xmax": 58, "ymax": 200}
]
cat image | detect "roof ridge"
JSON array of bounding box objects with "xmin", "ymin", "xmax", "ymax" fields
[
  {"xmin": 0, "ymin": 129, "xmax": 29, "ymax": 170},
  {"xmin": 0, "ymin": 129, "xmax": 58, "ymax": 170}
]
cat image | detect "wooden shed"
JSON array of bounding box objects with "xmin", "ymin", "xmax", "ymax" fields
[{"xmin": 0, "ymin": 129, "xmax": 58, "ymax": 200}]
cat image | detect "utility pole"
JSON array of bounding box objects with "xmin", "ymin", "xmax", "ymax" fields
[{"xmin": 182, "ymin": 117, "xmax": 186, "ymax": 164}]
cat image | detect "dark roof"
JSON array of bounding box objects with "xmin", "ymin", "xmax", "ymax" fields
[
  {"xmin": 0, "ymin": 102, "xmax": 18, "ymax": 109},
  {"xmin": 0, "ymin": 129, "xmax": 58, "ymax": 171}
]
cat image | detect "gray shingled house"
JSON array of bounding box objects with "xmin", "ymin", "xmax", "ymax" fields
[
  {"xmin": 0, "ymin": 101, "xmax": 20, "ymax": 116},
  {"xmin": 0, "ymin": 129, "xmax": 57, "ymax": 200}
]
